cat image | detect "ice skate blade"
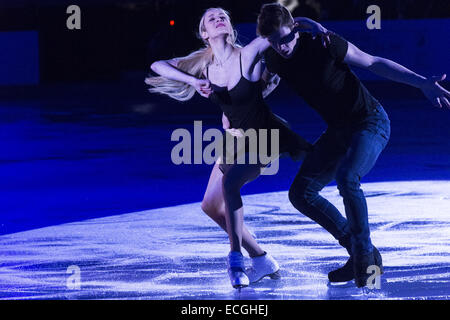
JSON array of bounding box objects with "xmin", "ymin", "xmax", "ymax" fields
[
  {"xmin": 268, "ymin": 270, "xmax": 281, "ymax": 280},
  {"xmin": 327, "ymin": 281, "xmax": 354, "ymax": 288},
  {"xmin": 233, "ymin": 284, "xmax": 248, "ymax": 289},
  {"xmin": 249, "ymin": 269, "xmax": 281, "ymax": 284}
]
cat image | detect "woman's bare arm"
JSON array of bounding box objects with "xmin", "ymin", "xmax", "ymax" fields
[
  {"xmin": 149, "ymin": 58, "xmax": 212, "ymax": 98},
  {"xmin": 241, "ymin": 18, "xmax": 330, "ymax": 78},
  {"xmin": 150, "ymin": 58, "xmax": 195, "ymax": 86}
]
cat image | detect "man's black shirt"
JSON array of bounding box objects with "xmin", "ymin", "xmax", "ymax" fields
[{"xmin": 264, "ymin": 32, "xmax": 380, "ymax": 127}]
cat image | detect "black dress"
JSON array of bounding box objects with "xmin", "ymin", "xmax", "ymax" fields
[{"xmin": 207, "ymin": 52, "xmax": 312, "ymax": 174}]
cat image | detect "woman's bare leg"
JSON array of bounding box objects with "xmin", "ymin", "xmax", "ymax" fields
[
  {"xmin": 221, "ymin": 163, "xmax": 262, "ymax": 254},
  {"xmin": 201, "ymin": 163, "xmax": 265, "ymax": 257}
]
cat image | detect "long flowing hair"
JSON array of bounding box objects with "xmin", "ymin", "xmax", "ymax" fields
[{"xmin": 145, "ymin": 8, "xmax": 239, "ymax": 101}]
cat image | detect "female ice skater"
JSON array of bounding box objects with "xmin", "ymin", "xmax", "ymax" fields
[{"xmin": 146, "ymin": 8, "xmax": 327, "ymax": 288}]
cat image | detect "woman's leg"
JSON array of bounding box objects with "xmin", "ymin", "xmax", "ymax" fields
[
  {"xmin": 221, "ymin": 163, "xmax": 262, "ymax": 254},
  {"xmin": 201, "ymin": 163, "xmax": 265, "ymax": 257}
]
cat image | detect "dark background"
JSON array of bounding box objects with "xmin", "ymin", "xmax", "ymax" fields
[
  {"xmin": 0, "ymin": 1, "xmax": 449, "ymax": 235},
  {"xmin": 0, "ymin": 0, "xmax": 449, "ymax": 83}
]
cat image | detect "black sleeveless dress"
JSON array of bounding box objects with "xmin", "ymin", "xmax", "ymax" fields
[{"xmin": 207, "ymin": 53, "xmax": 312, "ymax": 174}]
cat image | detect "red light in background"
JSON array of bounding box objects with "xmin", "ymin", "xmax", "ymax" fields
[{"xmin": 169, "ymin": 20, "xmax": 175, "ymax": 26}]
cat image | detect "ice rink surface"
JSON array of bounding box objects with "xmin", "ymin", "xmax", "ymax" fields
[
  {"xmin": 1, "ymin": 180, "xmax": 449, "ymax": 300},
  {"xmin": 1, "ymin": 80, "xmax": 450, "ymax": 300}
]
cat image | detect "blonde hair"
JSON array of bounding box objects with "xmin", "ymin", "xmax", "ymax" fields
[{"xmin": 145, "ymin": 8, "xmax": 239, "ymax": 101}]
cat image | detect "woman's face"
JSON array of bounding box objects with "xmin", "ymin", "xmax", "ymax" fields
[{"xmin": 202, "ymin": 9, "xmax": 232, "ymax": 42}]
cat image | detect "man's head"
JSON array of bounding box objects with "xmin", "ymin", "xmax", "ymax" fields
[{"xmin": 257, "ymin": 3, "xmax": 299, "ymax": 58}]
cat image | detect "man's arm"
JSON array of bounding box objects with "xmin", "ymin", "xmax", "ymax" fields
[{"xmin": 344, "ymin": 41, "xmax": 450, "ymax": 109}]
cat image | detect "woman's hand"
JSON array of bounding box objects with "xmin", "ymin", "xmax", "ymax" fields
[
  {"xmin": 192, "ymin": 78, "xmax": 213, "ymax": 98},
  {"xmin": 222, "ymin": 113, "xmax": 244, "ymax": 137},
  {"xmin": 226, "ymin": 128, "xmax": 244, "ymax": 137},
  {"xmin": 420, "ymin": 74, "xmax": 450, "ymax": 109},
  {"xmin": 294, "ymin": 17, "xmax": 331, "ymax": 47}
]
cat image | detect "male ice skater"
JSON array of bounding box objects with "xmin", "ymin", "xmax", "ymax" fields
[{"xmin": 256, "ymin": 3, "xmax": 450, "ymax": 287}]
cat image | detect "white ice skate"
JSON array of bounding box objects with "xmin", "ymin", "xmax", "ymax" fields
[
  {"xmin": 227, "ymin": 251, "xmax": 249, "ymax": 289},
  {"xmin": 246, "ymin": 253, "xmax": 280, "ymax": 283}
]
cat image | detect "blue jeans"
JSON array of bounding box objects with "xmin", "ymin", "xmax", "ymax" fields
[{"xmin": 289, "ymin": 105, "xmax": 391, "ymax": 256}]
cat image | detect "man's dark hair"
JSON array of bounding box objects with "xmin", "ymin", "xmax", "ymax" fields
[{"xmin": 257, "ymin": 3, "xmax": 295, "ymax": 38}]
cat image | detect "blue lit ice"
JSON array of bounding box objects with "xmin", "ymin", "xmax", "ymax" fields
[{"xmin": 0, "ymin": 180, "xmax": 449, "ymax": 300}]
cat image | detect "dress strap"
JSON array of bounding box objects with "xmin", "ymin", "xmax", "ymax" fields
[
  {"xmin": 206, "ymin": 65, "xmax": 209, "ymax": 79},
  {"xmin": 239, "ymin": 52, "xmax": 243, "ymax": 77}
]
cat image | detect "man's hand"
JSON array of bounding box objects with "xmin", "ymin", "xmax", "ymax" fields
[
  {"xmin": 293, "ymin": 17, "xmax": 331, "ymax": 47},
  {"xmin": 420, "ymin": 74, "xmax": 450, "ymax": 109},
  {"xmin": 262, "ymin": 68, "xmax": 281, "ymax": 98}
]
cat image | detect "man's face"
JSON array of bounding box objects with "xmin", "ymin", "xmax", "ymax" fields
[{"xmin": 267, "ymin": 25, "xmax": 299, "ymax": 58}]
